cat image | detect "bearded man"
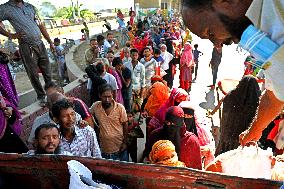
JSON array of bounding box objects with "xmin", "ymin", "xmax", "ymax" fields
[
  {"xmin": 90, "ymin": 84, "xmax": 129, "ymax": 161},
  {"xmin": 181, "ymin": 0, "xmax": 284, "ymax": 146},
  {"xmin": 28, "ymin": 123, "xmax": 71, "ymax": 155}
]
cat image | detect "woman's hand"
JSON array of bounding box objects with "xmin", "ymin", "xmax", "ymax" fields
[{"xmin": 3, "ymin": 107, "xmax": 13, "ymax": 119}]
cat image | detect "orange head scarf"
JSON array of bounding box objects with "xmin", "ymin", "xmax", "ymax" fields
[
  {"xmin": 145, "ymin": 82, "xmax": 169, "ymax": 117},
  {"xmin": 149, "ymin": 140, "xmax": 185, "ymax": 167}
]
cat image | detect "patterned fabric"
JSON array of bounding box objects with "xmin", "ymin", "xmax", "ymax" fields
[
  {"xmin": 60, "ymin": 126, "xmax": 101, "ymax": 158},
  {"xmin": 149, "ymin": 140, "xmax": 185, "ymax": 167},
  {"xmin": 0, "ymin": 63, "xmax": 18, "ymax": 108},
  {"xmin": 0, "ymin": 63, "xmax": 21, "ymax": 136},
  {"xmin": 0, "ymin": 1, "xmax": 42, "ymax": 46},
  {"xmin": 28, "ymin": 112, "xmax": 82, "ymax": 144},
  {"xmin": 91, "ymin": 100, "xmax": 128, "ymax": 154}
]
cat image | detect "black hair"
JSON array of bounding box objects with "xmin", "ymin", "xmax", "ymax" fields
[
  {"xmin": 107, "ymin": 50, "xmax": 114, "ymax": 55},
  {"xmin": 34, "ymin": 123, "xmax": 60, "ymax": 140},
  {"xmin": 51, "ymin": 99, "xmax": 74, "ymax": 119},
  {"xmin": 154, "ymin": 48, "xmax": 161, "ymax": 55},
  {"xmin": 97, "ymin": 35, "xmax": 105, "ymax": 42},
  {"xmin": 54, "ymin": 38, "xmax": 60, "ymax": 43},
  {"xmin": 130, "ymin": 48, "xmax": 139, "ymax": 54},
  {"xmin": 128, "ymin": 26, "xmax": 132, "ymax": 31},
  {"xmin": 81, "ymin": 29, "xmax": 85, "ymax": 33},
  {"xmin": 112, "ymin": 57, "xmax": 123, "ymax": 67},
  {"xmin": 90, "ymin": 38, "xmax": 97, "ymax": 43},
  {"xmin": 44, "ymin": 81, "xmax": 63, "ymax": 91},
  {"xmin": 143, "ymin": 47, "xmax": 151, "ymax": 53},
  {"xmin": 194, "ymin": 44, "xmax": 198, "ymax": 48},
  {"xmin": 98, "ymin": 84, "xmax": 113, "ymax": 96},
  {"xmin": 107, "ymin": 32, "xmax": 113, "ymax": 37},
  {"xmin": 182, "ymin": 0, "xmax": 212, "ymax": 9}
]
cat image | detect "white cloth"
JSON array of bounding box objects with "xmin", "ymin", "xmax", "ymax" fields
[
  {"xmin": 140, "ymin": 57, "xmax": 157, "ymax": 87},
  {"xmin": 103, "ymin": 40, "xmax": 114, "ymax": 57},
  {"xmin": 246, "ymin": 0, "xmax": 284, "ymax": 101},
  {"xmin": 101, "ymin": 72, "xmax": 118, "ymax": 90},
  {"xmin": 161, "ymin": 51, "xmax": 173, "ymax": 71},
  {"xmin": 124, "ymin": 61, "xmax": 146, "ymax": 91},
  {"xmin": 256, "ymin": 69, "xmax": 265, "ymax": 92}
]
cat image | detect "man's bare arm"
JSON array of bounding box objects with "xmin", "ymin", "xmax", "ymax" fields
[
  {"xmin": 0, "ymin": 22, "xmax": 23, "ymax": 39},
  {"xmin": 38, "ymin": 23, "xmax": 53, "ymax": 44}
]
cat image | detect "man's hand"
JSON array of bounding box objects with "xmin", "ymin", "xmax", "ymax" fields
[
  {"xmin": 120, "ymin": 143, "xmax": 127, "ymax": 152},
  {"xmin": 50, "ymin": 43, "xmax": 56, "ymax": 53},
  {"xmin": 239, "ymin": 127, "xmax": 262, "ymax": 147},
  {"xmin": 11, "ymin": 32, "xmax": 25, "ymax": 40},
  {"xmin": 3, "ymin": 107, "xmax": 13, "ymax": 119}
]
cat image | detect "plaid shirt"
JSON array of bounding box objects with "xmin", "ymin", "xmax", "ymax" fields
[{"xmin": 60, "ymin": 126, "xmax": 101, "ymax": 158}]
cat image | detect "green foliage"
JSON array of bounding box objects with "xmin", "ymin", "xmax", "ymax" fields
[
  {"xmin": 80, "ymin": 9, "xmax": 95, "ymax": 19},
  {"xmin": 40, "ymin": 1, "xmax": 57, "ymax": 17},
  {"xmin": 54, "ymin": 7, "xmax": 73, "ymax": 19}
]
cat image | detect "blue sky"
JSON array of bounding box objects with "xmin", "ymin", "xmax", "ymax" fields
[{"xmin": 0, "ymin": 0, "xmax": 134, "ymax": 11}]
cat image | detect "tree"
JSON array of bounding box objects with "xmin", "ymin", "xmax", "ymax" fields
[
  {"xmin": 80, "ymin": 9, "xmax": 95, "ymax": 20},
  {"xmin": 54, "ymin": 7, "xmax": 73, "ymax": 19},
  {"xmin": 40, "ymin": 1, "xmax": 57, "ymax": 18}
]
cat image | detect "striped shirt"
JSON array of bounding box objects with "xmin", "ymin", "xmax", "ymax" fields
[
  {"xmin": 91, "ymin": 100, "xmax": 128, "ymax": 154},
  {"xmin": 60, "ymin": 126, "xmax": 101, "ymax": 158},
  {"xmin": 0, "ymin": 1, "xmax": 42, "ymax": 45}
]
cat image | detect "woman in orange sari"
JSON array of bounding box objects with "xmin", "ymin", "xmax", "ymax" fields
[
  {"xmin": 145, "ymin": 82, "xmax": 169, "ymax": 117},
  {"xmin": 149, "ymin": 140, "xmax": 185, "ymax": 167}
]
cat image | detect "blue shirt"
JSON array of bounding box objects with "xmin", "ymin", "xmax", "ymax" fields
[{"xmin": 0, "ymin": 1, "xmax": 42, "ymax": 45}]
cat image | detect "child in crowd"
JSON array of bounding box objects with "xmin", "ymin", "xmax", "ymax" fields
[
  {"xmin": 153, "ymin": 48, "xmax": 164, "ymax": 76},
  {"xmin": 192, "ymin": 44, "xmax": 203, "ymax": 80},
  {"xmin": 53, "ymin": 38, "xmax": 69, "ymax": 84}
]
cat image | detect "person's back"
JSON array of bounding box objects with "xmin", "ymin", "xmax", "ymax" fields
[
  {"xmin": 215, "ymin": 76, "xmax": 260, "ymax": 156},
  {"xmin": 210, "ymin": 47, "xmax": 222, "ymax": 67}
]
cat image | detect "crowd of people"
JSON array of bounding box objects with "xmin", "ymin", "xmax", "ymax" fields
[{"xmin": 1, "ymin": 0, "xmax": 284, "ymax": 182}]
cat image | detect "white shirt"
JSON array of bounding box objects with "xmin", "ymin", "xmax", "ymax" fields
[
  {"xmin": 103, "ymin": 39, "xmax": 114, "ymax": 57},
  {"xmin": 101, "ymin": 72, "xmax": 118, "ymax": 90},
  {"xmin": 124, "ymin": 61, "xmax": 146, "ymax": 91},
  {"xmin": 161, "ymin": 51, "xmax": 173, "ymax": 71},
  {"xmin": 140, "ymin": 57, "xmax": 157, "ymax": 87},
  {"xmin": 246, "ymin": 0, "xmax": 284, "ymax": 101}
]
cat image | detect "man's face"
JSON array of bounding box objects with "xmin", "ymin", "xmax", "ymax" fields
[
  {"xmin": 161, "ymin": 46, "xmax": 166, "ymax": 52},
  {"xmin": 106, "ymin": 53, "xmax": 114, "ymax": 64},
  {"xmin": 107, "ymin": 34, "xmax": 114, "ymax": 42},
  {"xmin": 131, "ymin": 52, "xmax": 139, "ymax": 61},
  {"xmin": 124, "ymin": 51, "xmax": 130, "ymax": 58},
  {"xmin": 58, "ymin": 108, "xmax": 76, "ymax": 129},
  {"xmin": 36, "ymin": 128, "xmax": 60, "ymax": 154},
  {"xmin": 90, "ymin": 40, "xmax": 98, "ymax": 50},
  {"xmin": 100, "ymin": 90, "xmax": 113, "ymax": 109},
  {"xmin": 143, "ymin": 49, "xmax": 151, "ymax": 58},
  {"xmin": 181, "ymin": 7, "xmax": 247, "ymax": 48}
]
